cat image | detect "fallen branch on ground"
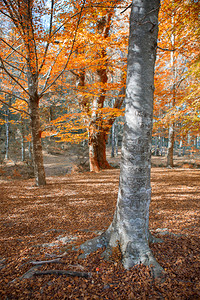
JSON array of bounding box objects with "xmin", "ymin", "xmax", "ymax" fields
[
  {"xmin": 31, "ymin": 258, "xmax": 61, "ymax": 265},
  {"xmin": 34, "ymin": 269, "xmax": 91, "ymax": 278}
]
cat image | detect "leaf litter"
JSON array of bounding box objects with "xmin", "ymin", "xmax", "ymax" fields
[{"xmin": 0, "ymin": 167, "xmax": 199, "ymax": 299}]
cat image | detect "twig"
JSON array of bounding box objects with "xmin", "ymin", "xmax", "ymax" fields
[
  {"xmin": 120, "ymin": 3, "xmax": 132, "ymax": 14},
  {"xmin": 157, "ymin": 46, "xmax": 176, "ymax": 52}
]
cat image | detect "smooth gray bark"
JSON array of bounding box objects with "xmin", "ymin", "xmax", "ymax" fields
[{"xmin": 80, "ymin": 0, "xmax": 164, "ymax": 278}]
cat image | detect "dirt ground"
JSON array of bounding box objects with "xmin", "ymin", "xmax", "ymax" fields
[{"xmin": 0, "ymin": 151, "xmax": 200, "ymax": 299}]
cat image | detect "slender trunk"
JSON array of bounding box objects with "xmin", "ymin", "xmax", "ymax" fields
[
  {"xmin": 20, "ymin": 116, "xmax": 25, "ymax": 161},
  {"xmin": 115, "ymin": 122, "xmax": 118, "ymax": 156},
  {"xmin": 167, "ymin": 126, "xmax": 174, "ymax": 166},
  {"xmin": 5, "ymin": 106, "xmax": 10, "ymax": 160},
  {"xmin": 80, "ymin": 0, "xmax": 163, "ymax": 278},
  {"xmin": 29, "ymin": 98, "xmax": 46, "ymax": 186},
  {"xmin": 167, "ymin": 15, "xmax": 176, "ymax": 167},
  {"xmin": 111, "ymin": 122, "xmax": 115, "ymax": 157},
  {"xmin": 4, "ymin": 96, "xmax": 12, "ymax": 160}
]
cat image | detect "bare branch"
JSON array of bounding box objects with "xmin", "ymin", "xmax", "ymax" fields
[
  {"xmin": 40, "ymin": 0, "xmax": 86, "ymax": 96},
  {"xmin": 157, "ymin": 46, "xmax": 176, "ymax": 52},
  {"xmin": 0, "ymin": 98, "xmax": 30, "ymax": 116},
  {"xmin": 0, "ymin": 37, "xmax": 26, "ymax": 60},
  {"xmin": 2, "ymin": 60, "xmax": 26, "ymax": 75},
  {"xmin": 0, "ymin": 57, "xmax": 30, "ymax": 97},
  {"xmin": 34, "ymin": 269, "xmax": 91, "ymax": 278},
  {"xmin": 120, "ymin": 3, "xmax": 132, "ymax": 14},
  {"xmin": 29, "ymin": 6, "xmax": 39, "ymax": 74},
  {"xmin": 0, "ymin": 90, "xmax": 28, "ymax": 103},
  {"xmin": 31, "ymin": 258, "xmax": 61, "ymax": 265},
  {"xmin": 0, "ymin": 9, "xmax": 17, "ymax": 21},
  {"xmin": 38, "ymin": 0, "xmax": 54, "ymax": 74}
]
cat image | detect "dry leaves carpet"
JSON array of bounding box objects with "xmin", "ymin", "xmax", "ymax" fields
[{"xmin": 0, "ymin": 168, "xmax": 199, "ymax": 299}]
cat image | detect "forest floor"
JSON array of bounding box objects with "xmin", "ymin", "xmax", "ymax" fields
[{"xmin": 0, "ymin": 151, "xmax": 200, "ymax": 299}]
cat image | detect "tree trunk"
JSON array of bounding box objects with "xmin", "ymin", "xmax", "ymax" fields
[
  {"xmin": 20, "ymin": 116, "xmax": 25, "ymax": 162},
  {"xmin": 80, "ymin": 0, "xmax": 164, "ymax": 278},
  {"xmin": 88, "ymin": 130, "xmax": 110, "ymax": 172},
  {"xmin": 167, "ymin": 125, "xmax": 174, "ymax": 166},
  {"xmin": 4, "ymin": 96, "xmax": 11, "ymax": 160},
  {"xmin": 111, "ymin": 122, "xmax": 115, "ymax": 157},
  {"xmin": 167, "ymin": 14, "xmax": 176, "ymax": 168},
  {"xmin": 29, "ymin": 98, "xmax": 46, "ymax": 186},
  {"xmin": 5, "ymin": 106, "xmax": 10, "ymax": 161}
]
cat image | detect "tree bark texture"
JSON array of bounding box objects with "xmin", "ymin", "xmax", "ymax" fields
[
  {"xmin": 29, "ymin": 98, "xmax": 46, "ymax": 186},
  {"xmin": 89, "ymin": 129, "xmax": 111, "ymax": 172},
  {"xmin": 22, "ymin": 0, "xmax": 46, "ymax": 185},
  {"xmin": 80, "ymin": 0, "xmax": 164, "ymax": 278}
]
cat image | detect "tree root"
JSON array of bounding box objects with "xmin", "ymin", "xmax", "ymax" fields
[
  {"xmin": 79, "ymin": 231, "xmax": 109, "ymax": 259},
  {"xmin": 79, "ymin": 229, "xmax": 166, "ymax": 281}
]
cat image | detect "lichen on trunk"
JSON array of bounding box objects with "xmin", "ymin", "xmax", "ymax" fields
[{"xmin": 80, "ymin": 0, "xmax": 164, "ymax": 279}]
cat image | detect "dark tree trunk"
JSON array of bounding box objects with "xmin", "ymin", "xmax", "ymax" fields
[
  {"xmin": 80, "ymin": 0, "xmax": 164, "ymax": 278},
  {"xmin": 20, "ymin": 116, "xmax": 25, "ymax": 162},
  {"xmin": 88, "ymin": 129, "xmax": 110, "ymax": 172},
  {"xmin": 29, "ymin": 98, "xmax": 46, "ymax": 186},
  {"xmin": 5, "ymin": 106, "xmax": 10, "ymax": 161},
  {"xmin": 4, "ymin": 96, "xmax": 11, "ymax": 160},
  {"xmin": 167, "ymin": 125, "xmax": 174, "ymax": 167}
]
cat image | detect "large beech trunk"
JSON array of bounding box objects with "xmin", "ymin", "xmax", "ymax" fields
[
  {"xmin": 80, "ymin": 0, "xmax": 164, "ymax": 278},
  {"xmin": 29, "ymin": 98, "xmax": 46, "ymax": 186}
]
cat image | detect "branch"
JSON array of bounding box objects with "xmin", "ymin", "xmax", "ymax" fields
[
  {"xmin": 34, "ymin": 269, "xmax": 91, "ymax": 278},
  {"xmin": 38, "ymin": 0, "xmax": 54, "ymax": 74},
  {"xmin": 50, "ymin": 9, "xmax": 83, "ymax": 38},
  {"xmin": 0, "ymin": 57, "xmax": 30, "ymax": 97},
  {"xmin": 0, "ymin": 90, "xmax": 28, "ymax": 104},
  {"xmin": 40, "ymin": 0, "xmax": 86, "ymax": 96},
  {"xmin": 157, "ymin": 46, "xmax": 176, "ymax": 52},
  {"xmin": 2, "ymin": 60, "xmax": 26, "ymax": 75},
  {"xmin": 31, "ymin": 258, "xmax": 61, "ymax": 265},
  {"xmin": 1, "ymin": 0, "xmax": 23, "ymax": 35},
  {"xmin": 0, "ymin": 37, "xmax": 26, "ymax": 59},
  {"xmin": 120, "ymin": 3, "xmax": 132, "ymax": 14},
  {"xmin": 0, "ymin": 98, "xmax": 30, "ymax": 116},
  {"xmin": 0, "ymin": 9, "xmax": 17, "ymax": 21},
  {"xmin": 29, "ymin": 3, "xmax": 38, "ymax": 74}
]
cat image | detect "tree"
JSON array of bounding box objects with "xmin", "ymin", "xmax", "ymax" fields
[
  {"xmin": 0, "ymin": 0, "xmax": 85, "ymax": 185},
  {"xmin": 51, "ymin": 1, "xmax": 127, "ymax": 172},
  {"xmin": 153, "ymin": 0, "xmax": 200, "ymax": 161},
  {"xmin": 80, "ymin": 0, "xmax": 164, "ymax": 277}
]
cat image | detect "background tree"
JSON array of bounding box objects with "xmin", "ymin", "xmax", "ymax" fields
[
  {"xmin": 0, "ymin": 0, "xmax": 86, "ymax": 185},
  {"xmin": 153, "ymin": 0, "xmax": 200, "ymax": 162}
]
